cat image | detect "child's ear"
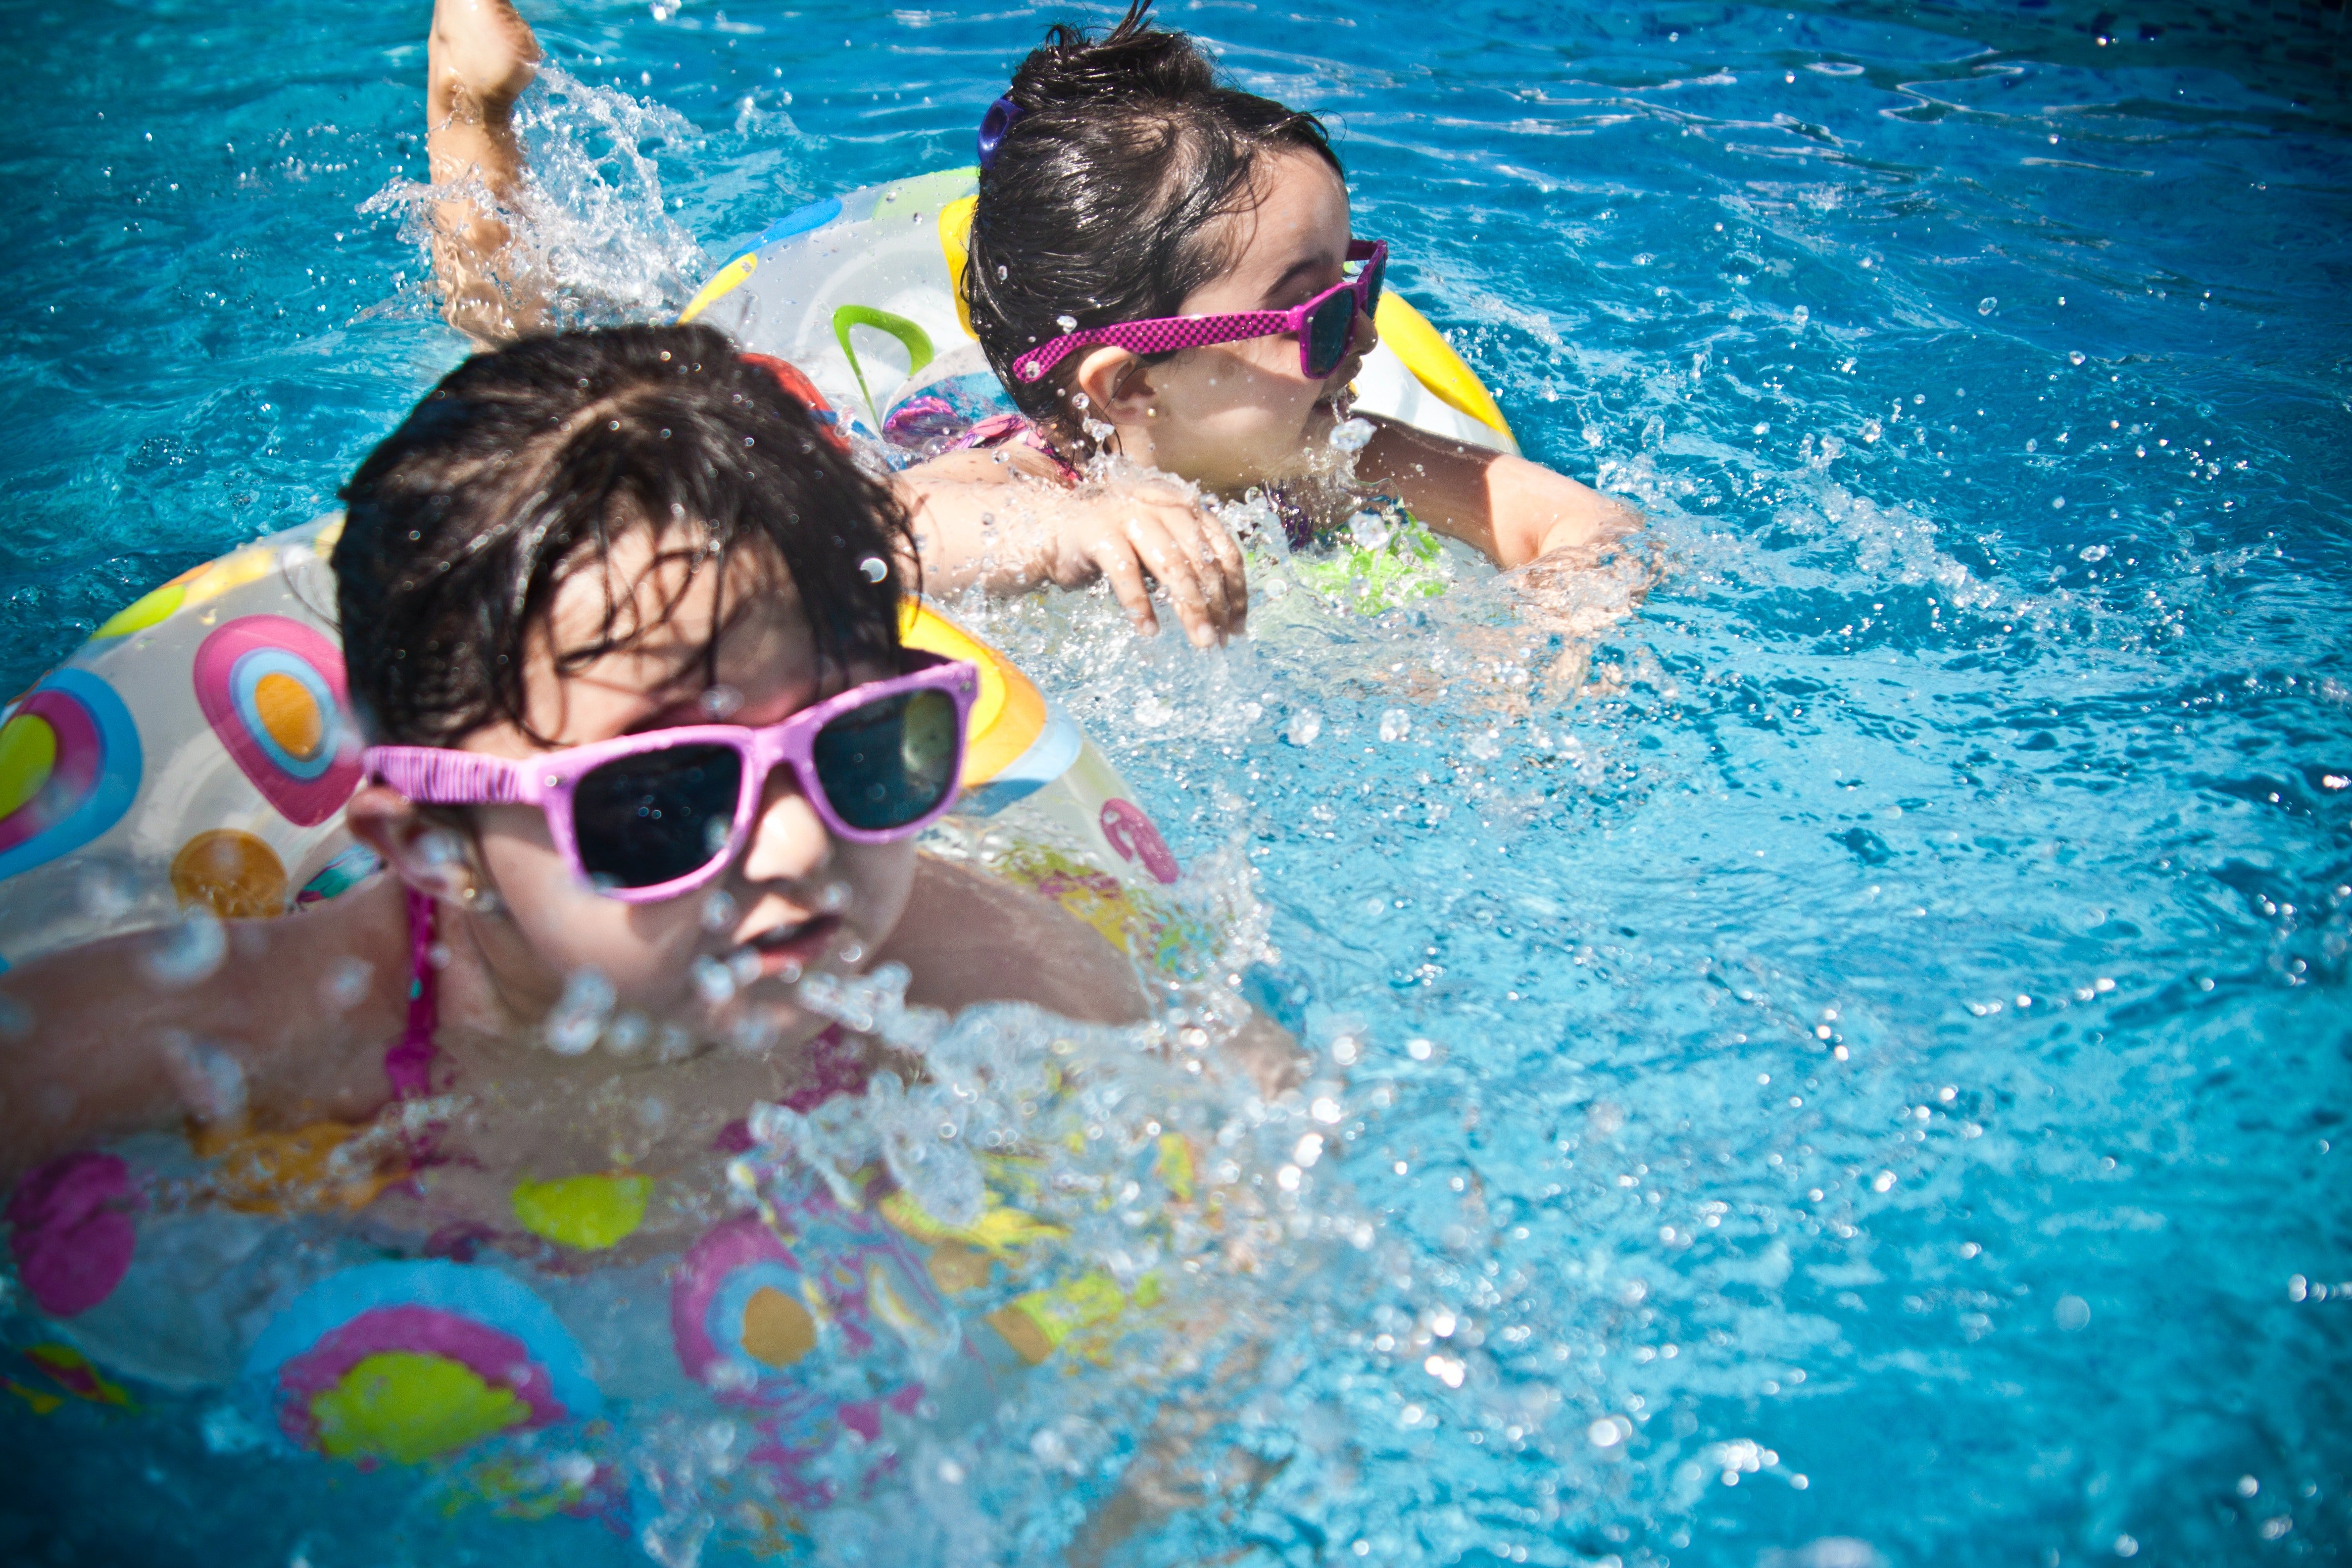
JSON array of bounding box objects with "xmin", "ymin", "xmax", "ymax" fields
[
  {"xmin": 1070, "ymin": 347, "xmax": 1155, "ymax": 428},
  {"xmin": 345, "ymin": 784, "xmax": 477, "ymax": 902}
]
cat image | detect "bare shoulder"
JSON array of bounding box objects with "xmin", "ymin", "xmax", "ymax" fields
[
  {"xmin": 879, "ymin": 854, "xmax": 1147, "ymax": 1026},
  {"xmin": 899, "ymin": 444, "xmax": 1070, "ymax": 489}
]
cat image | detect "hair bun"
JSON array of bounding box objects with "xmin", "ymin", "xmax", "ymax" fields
[{"xmin": 1009, "ymin": 0, "xmax": 1214, "ymax": 112}]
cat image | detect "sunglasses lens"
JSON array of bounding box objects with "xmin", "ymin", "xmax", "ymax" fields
[
  {"xmin": 1306, "ymin": 292, "xmax": 1357, "ymax": 379},
  {"xmin": 811, "ymin": 687, "xmax": 961, "ymax": 833},
  {"xmin": 1361, "ymin": 249, "xmax": 1385, "ymax": 314},
  {"xmin": 574, "ymin": 743, "xmax": 743, "ymax": 890}
]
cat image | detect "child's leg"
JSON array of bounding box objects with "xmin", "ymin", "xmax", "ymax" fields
[{"xmin": 426, "ymin": 0, "xmax": 544, "ymax": 345}]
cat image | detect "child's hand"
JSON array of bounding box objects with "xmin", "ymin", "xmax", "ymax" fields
[{"xmin": 1044, "ymin": 483, "xmax": 1249, "ymax": 647}]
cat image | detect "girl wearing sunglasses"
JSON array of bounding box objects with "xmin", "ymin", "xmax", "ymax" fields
[
  {"xmin": 896, "ymin": 0, "xmax": 1641, "ymax": 620},
  {"xmin": 0, "ymin": 325, "xmax": 1157, "ymax": 1199},
  {"xmin": 417, "ymin": 0, "xmax": 1630, "ymax": 649}
]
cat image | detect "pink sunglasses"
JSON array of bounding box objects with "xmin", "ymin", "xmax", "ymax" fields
[
  {"xmin": 364, "ymin": 654, "xmax": 977, "ymax": 903},
  {"xmin": 1010, "ymin": 240, "xmax": 1387, "ymax": 387}
]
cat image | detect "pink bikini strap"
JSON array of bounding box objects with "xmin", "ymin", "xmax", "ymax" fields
[{"xmin": 384, "ymin": 888, "xmax": 439, "ymax": 1100}]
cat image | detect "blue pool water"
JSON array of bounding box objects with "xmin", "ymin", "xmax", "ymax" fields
[{"xmin": 3, "ymin": 0, "xmax": 2349, "ymax": 1563}]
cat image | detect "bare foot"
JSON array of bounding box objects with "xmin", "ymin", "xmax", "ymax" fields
[{"xmin": 425, "ymin": 0, "xmax": 545, "ymax": 345}]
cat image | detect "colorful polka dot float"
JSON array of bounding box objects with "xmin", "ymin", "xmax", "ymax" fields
[
  {"xmin": 4, "ymin": 1152, "xmax": 139, "ymax": 1318},
  {"xmin": 0, "ymin": 670, "xmax": 142, "ymax": 883},
  {"xmin": 169, "ymin": 828, "xmax": 289, "ymax": 919},
  {"xmin": 192, "ymin": 615, "xmax": 360, "ymax": 828},
  {"xmin": 244, "ymin": 1261, "xmax": 600, "ymax": 1466},
  {"xmin": 1099, "ymin": 796, "xmax": 1181, "ymax": 884}
]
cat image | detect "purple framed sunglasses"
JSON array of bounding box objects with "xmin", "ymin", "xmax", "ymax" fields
[
  {"xmin": 1010, "ymin": 240, "xmax": 1387, "ymax": 387},
  {"xmin": 364, "ymin": 653, "xmax": 978, "ymax": 903}
]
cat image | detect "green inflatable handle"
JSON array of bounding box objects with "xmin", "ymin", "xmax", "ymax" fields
[{"xmin": 831, "ymin": 305, "xmax": 935, "ymax": 424}]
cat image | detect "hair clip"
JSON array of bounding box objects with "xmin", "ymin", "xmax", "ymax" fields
[{"xmin": 977, "ymin": 96, "xmax": 1026, "ymax": 171}]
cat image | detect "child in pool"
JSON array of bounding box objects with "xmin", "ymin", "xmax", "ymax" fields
[
  {"xmin": 900, "ymin": 1, "xmax": 1642, "ymax": 605},
  {"xmin": 0, "ymin": 325, "xmax": 1166, "ymax": 1229},
  {"xmin": 424, "ymin": 0, "xmax": 1634, "ymax": 649},
  {"xmin": 423, "ymin": 0, "xmax": 1253, "ymax": 651}
]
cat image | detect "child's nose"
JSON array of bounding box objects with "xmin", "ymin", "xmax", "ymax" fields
[{"xmin": 737, "ymin": 766, "xmax": 833, "ymax": 885}]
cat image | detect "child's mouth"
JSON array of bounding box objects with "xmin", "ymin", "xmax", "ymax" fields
[{"xmin": 738, "ymin": 914, "xmax": 842, "ymax": 980}]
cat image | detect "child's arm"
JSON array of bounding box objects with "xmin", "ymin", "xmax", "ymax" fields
[
  {"xmin": 425, "ymin": 0, "xmax": 546, "ymax": 345},
  {"xmin": 885, "ymin": 855, "xmax": 1150, "ymax": 1026},
  {"xmin": 0, "ymin": 889, "xmax": 408, "ymax": 1182},
  {"xmin": 896, "ymin": 453, "xmax": 1250, "ymax": 648},
  {"xmin": 1357, "ymin": 414, "xmax": 1642, "ymax": 568},
  {"xmin": 883, "ymin": 857, "xmax": 1303, "ymax": 1094}
]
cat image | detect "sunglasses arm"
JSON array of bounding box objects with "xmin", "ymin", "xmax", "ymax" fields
[
  {"xmin": 1013, "ymin": 310, "xmax": 1300, "ymax": 384},
  {"xmin": 363, "ymin": 748, "xmax": 537, "ymax": 808}
]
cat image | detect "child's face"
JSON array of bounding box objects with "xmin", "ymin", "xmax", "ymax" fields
[
  {"xmin": 1112, "ymin": 149, "xmax": 1373, "ymax": 492},
  {"xmin": 450, "ymin": 529, "xmax": 916, "ymax": 1048}
]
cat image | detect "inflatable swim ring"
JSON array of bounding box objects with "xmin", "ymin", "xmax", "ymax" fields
[
  {"xmin": 0, "ymin": 515, "xmax": 1193, "ymax": 972},
  {"xmin": 0, "ymin": 379, "xmax": 1215, "ymax": 1533},
  {"xmin": 680, "ymin": 166, "xmax": 1518, "ymax": 460}
]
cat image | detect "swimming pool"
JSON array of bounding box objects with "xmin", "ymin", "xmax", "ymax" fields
[{"xmin": 3, "ymin": 0, "xmax": 2348, "ymax": 1563}]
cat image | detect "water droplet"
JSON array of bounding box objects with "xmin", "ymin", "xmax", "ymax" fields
[
  {"xmin": 1285, "ymin": 709, "xmax": 1323, "ymax": 747},
  {"xmin": 143, "ymin": 910, "xmax": 227, "ymax": 987},
  {"xmin": 692, "ymin": 954, "xmax": 736, "ymax": 1005},
  {"xmin": 1791, "ymin": 304, "xmax": 1810, "ymax": 328},
  {"xmin": 1588, "ymin": 1418, "xmax": 1623, "ymax": 1448},
  {"xmin": 2055, "ymin": 1294, "xmax": 2091, "ymax": 1330},
  {"xmin": 1327, "ymin": 416, "xmax": 1375, "ymax": 453},
  {"xmin": 2069, "ymin": 350, "xmax": 2088, "ymax": 366},
  {"xmin": 1379, "ymin": 708, "xmax": 1412, "ymax": 743},
  {"xmin": 858, "ymin": 556, "xmax": 888, "ymax": 584},
  {"xmin": 320, "ymin": 957, "xmax": 374, "ymax": 1012},
  {"xmin": 603, "ymin": 1012, "xmax": 650, "ymax": 1056},
  {"xmin": 1056, "ymin": 314, "xmax": 1078, "ymax": 332},
  {"xmin": 1978, "ymin": 296, "xmax": 1998, "ymax": 315},
  {"xmin": 545, "ymin": 968, "xmax": 617, "ymax": 1055}
]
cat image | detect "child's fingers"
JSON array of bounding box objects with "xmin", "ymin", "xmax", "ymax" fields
[
  {"xmin": 1123, "ymin": 515, "xmax": 1219, "ymax": 648},
  {"xmin": 1145, "ymin": 501, "xmax": 1242, "ymax": 639},
  {"xmin": 1197, "ymin": 514, "xmax": 1250, "ymax": 636},
  {"xmin": 1087, "ymin": 535, "xmax": 1160, "ymax": 636},
  {"xmin": 1171, "ymin": 512, "xmax": 1234, "ymax": 635}
]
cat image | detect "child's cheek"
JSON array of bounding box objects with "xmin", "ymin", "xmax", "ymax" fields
[
  {"xmin": 479, "ymin": 834, "xmax": 694, "ymax": 1002},
  {"xmin": 840, "ymin": 840, "xmax": 918, "ymax": 957}
]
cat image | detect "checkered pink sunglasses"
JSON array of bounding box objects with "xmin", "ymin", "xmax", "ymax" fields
[{"xmin": 1010, "ymin": 241, "xmax": 1387, "ymax": 387}]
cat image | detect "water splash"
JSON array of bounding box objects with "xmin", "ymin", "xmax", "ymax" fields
[{"xmin": 361, "ymin": 67, "xmax": 708, "ymax": 331}]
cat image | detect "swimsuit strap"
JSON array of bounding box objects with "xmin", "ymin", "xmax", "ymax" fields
[
  {"xmin": 383, "ymin": 888, "xmax": 439, "ymax": 1101},
  {"xmin": 951, "ymin": 412, "xmax": 1083, "ymax": 485},
  {"xmin": 1270, "ymin": 484, "xmax": 1318, "ymax": 553}
]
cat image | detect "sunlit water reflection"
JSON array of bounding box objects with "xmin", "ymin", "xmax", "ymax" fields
[{"xmin": 2, "ymin": 0, "xmax": 2347, "ymax": 1563}]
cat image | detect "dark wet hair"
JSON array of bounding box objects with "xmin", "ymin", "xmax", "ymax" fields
[
  {"xmin": 964, "ymin": 0, "xmax": 1341, "ymax": 441},
  {"xmin": 335, "ymin": 323, "xmax": 912, "ymax": 748}
]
